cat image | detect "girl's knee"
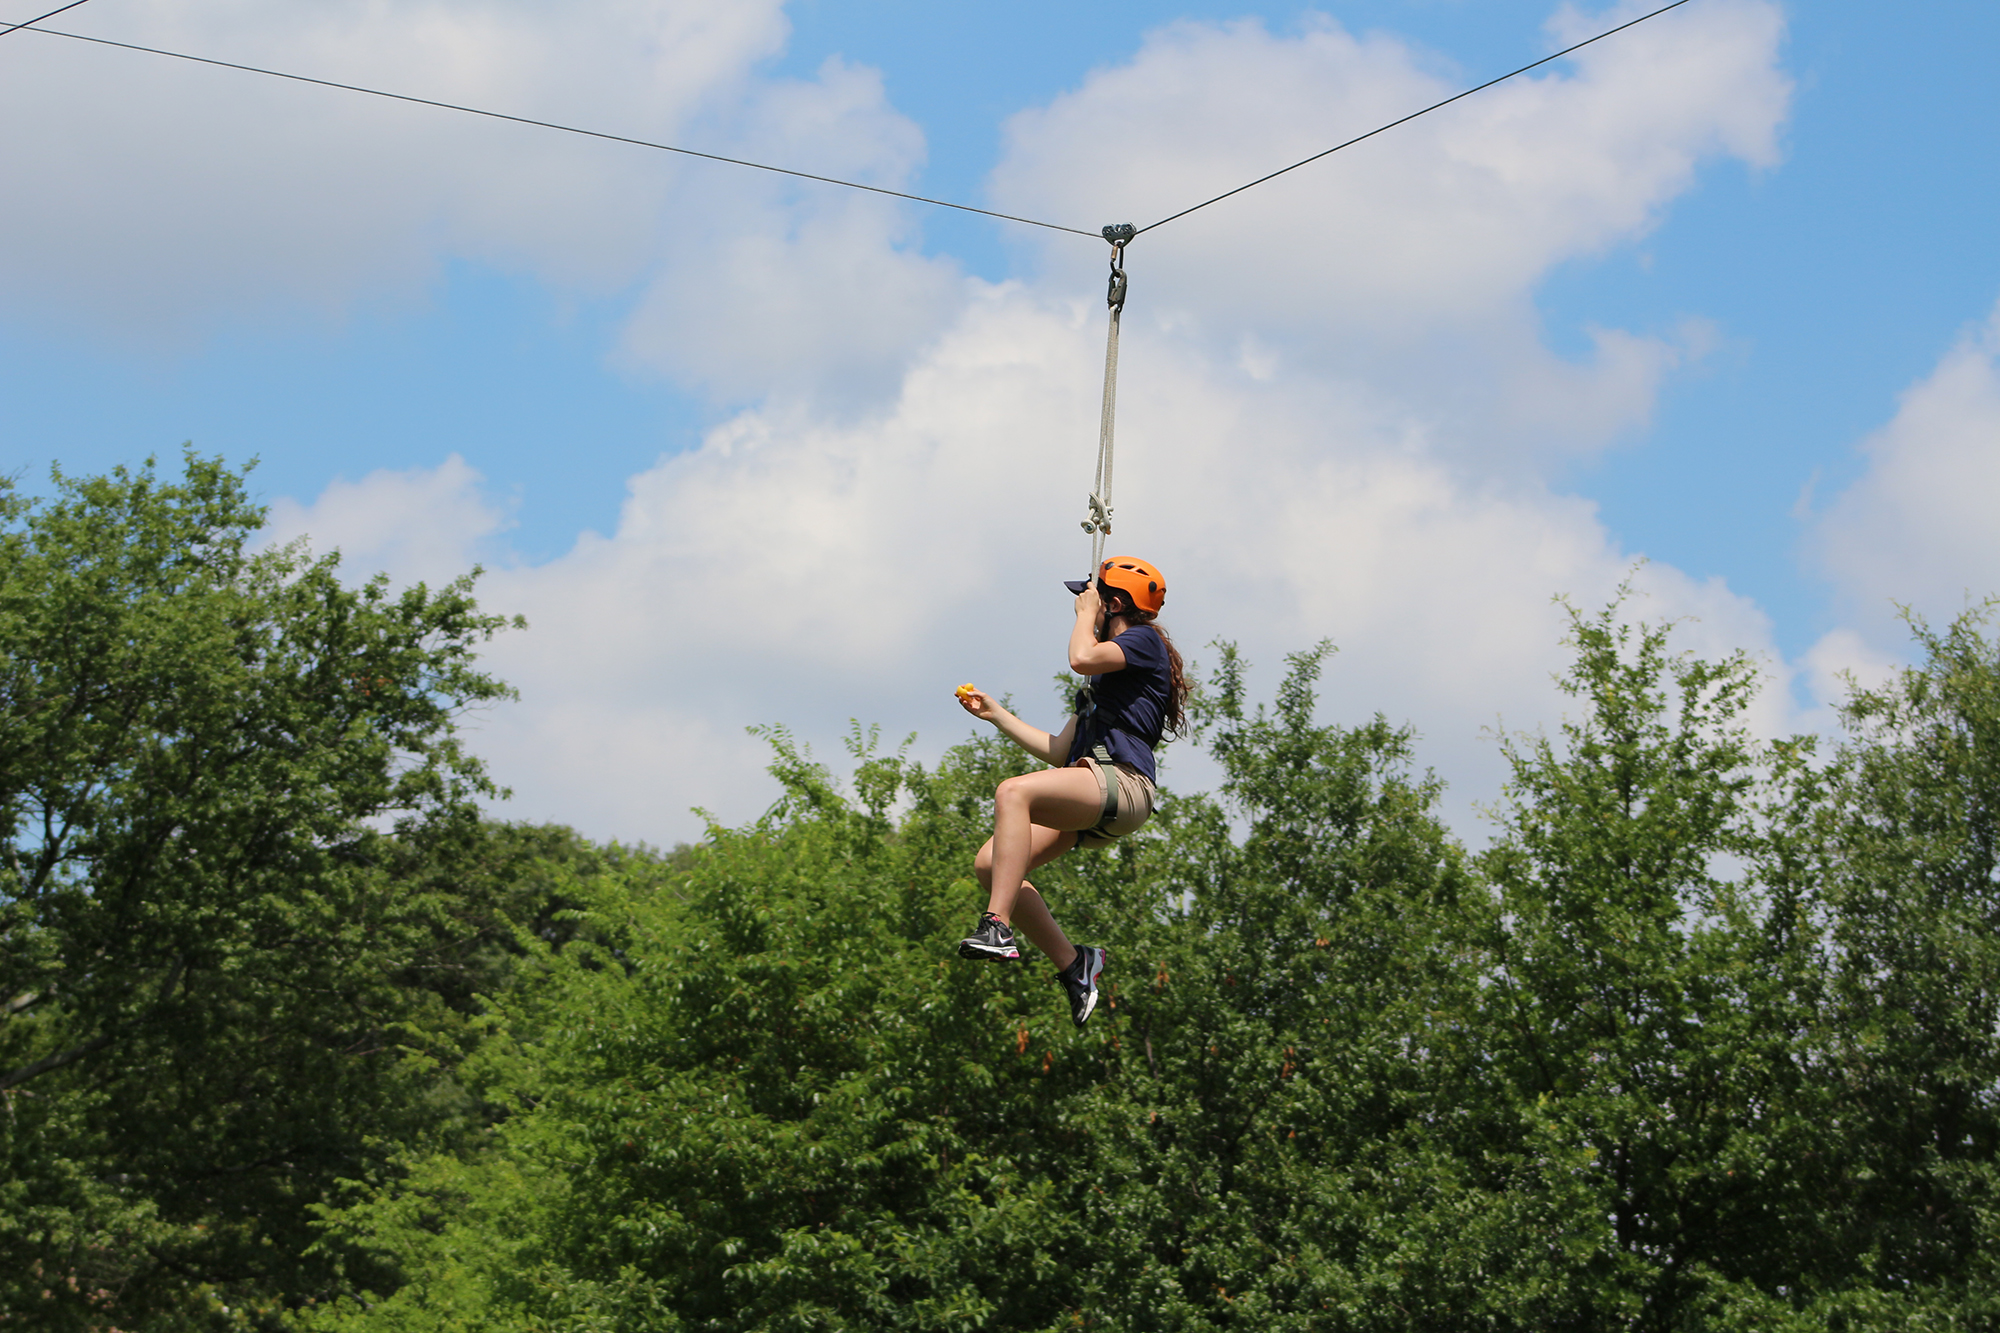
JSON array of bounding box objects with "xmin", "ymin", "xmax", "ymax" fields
[{"xmin": 994, "ymin": 774, "xmax": 1033, "ymax": 810}]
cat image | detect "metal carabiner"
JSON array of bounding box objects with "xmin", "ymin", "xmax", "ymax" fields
[{"xmin": 1101, "ymin": 223, "xmax": 1133, "ymax": 311}]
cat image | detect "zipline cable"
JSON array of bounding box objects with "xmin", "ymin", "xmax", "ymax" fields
[
  {"xmin": 13, "ymin": 2, "xmax": 1697, "ymax": 245},
  {"xmin": 0, "ymin": 0, "xmax": 96, "ymax": 40},
  {"xmin": 10, "ymin": 2, "xmax": 1703, "ymax": 578},
  {"xmin": 7, "ymin": 23, "xmax": 1098, "ymax": 240},
  {"xmin": 1133, "ymin": 0, "xmax": 1694, "ymax": 238}
]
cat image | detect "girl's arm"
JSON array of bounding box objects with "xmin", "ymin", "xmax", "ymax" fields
[
  {"xmin": 1068, "ymin": 585, "xmax": 1129, "ymax": 675},
  {"xmin": 955, "ymin": 688, "xmax": 1076, "ymax": 767}
]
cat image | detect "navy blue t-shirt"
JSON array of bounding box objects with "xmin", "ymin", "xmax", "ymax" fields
[{"xmin": 1067, "ymin": 624, "xmax": 1170, "ymax": 783}]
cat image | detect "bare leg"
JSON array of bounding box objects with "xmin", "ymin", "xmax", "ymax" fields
[
  {"xmin": 974, "ymin": 827, "xmax": 1076, "ymax": 892},
  {"xmin": 1008, "ymin": 881, "xmax": 1077, "ymax": 971},
  {"xmin": 985, "ymin": 767, "xmax": 1103, "ymax": 918},
  {"xmin": 969, "ymin": 765, "xmax": 1101, "ymax": 969}
]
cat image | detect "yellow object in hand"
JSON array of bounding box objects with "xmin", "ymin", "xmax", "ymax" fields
[{"xmin": 955, "ymin": 683, "xmax": 978, "ymax": 700}]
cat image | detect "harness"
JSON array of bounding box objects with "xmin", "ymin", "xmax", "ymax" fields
[{"xmin": 1073, "ymin": 684, "xmax": 1122, "ymax": 837}]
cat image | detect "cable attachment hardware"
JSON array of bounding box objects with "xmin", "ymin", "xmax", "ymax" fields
[
  {"xmin": 1081, "ymin": 492, "xmax": 1112, "ymax": 536},
  {"xmin": 1102, "ymin": 223, "xmax": 1133, "ymax": 311}
]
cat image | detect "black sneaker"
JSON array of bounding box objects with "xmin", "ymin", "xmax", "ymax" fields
[
  {"xmin": 957, "ymin": 912, "xmax": 1021, "ymax": 961},
  {"xmin": 1058, "ymin": 945, "xmax": 1107, "ymax": 1027}
]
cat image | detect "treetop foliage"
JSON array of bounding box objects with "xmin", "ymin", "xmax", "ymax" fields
[
  {"xmin": 298, "ymin": 595, "xmax": 2000, "ymax": 1331},
  {"xmin": 9, "ymin": 456, "xmax": 2000, "ymax": 1329},
  {"xmin": 2, "ymin": 455, "xmax": 530, "ymax": 1328}
]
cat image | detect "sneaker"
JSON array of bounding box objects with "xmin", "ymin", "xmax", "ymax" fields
[
  {"xmin": 957, "ymin": 912, "xmax": 1021, "ymax": 961},
  {"xmin": 1058, "ymin": 945, "xmax": 1107, "ymax": 1027}
]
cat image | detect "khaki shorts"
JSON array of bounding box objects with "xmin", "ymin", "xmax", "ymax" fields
[{"xmin": 1074, "ymin": 757, "xmax": 1156, "ymax": 850}]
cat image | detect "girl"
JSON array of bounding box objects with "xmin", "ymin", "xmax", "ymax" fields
[{"xmin": 952, "ymin": 556, "xmax": 1189, "ymax": 1026}]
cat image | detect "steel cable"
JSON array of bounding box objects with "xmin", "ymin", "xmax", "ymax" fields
[
  {"xmin": 6, "ymin": 22, "xmax": 1098, "ymax": 239},
  {"xmin": 0, "ymin": 1, "xmax": 96, "ymax": 40},
  {"xmin": 9, "ymin": 3, "xmax": 1698, "ymax": 245},
  {"xmin": 1134, "ymin": 0, "xmax": 1695, "ymax": 238}
]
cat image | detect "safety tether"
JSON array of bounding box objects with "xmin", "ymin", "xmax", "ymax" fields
[{"xmin": 1082, "ymin": 223, "xmax": 1135, "ymax": 578}]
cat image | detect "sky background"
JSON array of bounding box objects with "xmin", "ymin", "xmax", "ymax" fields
[{"xmin": 5, "ymin": 0, "xmax": 1999, "ymax": 845}]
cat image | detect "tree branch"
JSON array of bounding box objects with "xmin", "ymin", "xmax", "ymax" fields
[
  {"xmin": 0, "ymin": 954, "xmax": 187, "ymax": 1090},
  {"xmin": 0, "ymin": 1029, "xmax": 116, "ymax": 1089}
]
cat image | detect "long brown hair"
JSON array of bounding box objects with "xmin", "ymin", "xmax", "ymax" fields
[{"xmin": 1123, "ymin": 612, "xmax": 1189, "ymax": 741}]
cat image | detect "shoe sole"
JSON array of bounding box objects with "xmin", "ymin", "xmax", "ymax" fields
[{"xmin": 957, "ymin": 939, "xmax": 1021, "ymax": 961}]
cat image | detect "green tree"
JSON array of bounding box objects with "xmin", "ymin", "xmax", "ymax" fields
[
  {"xmin": 1472, "ymin": 596, "xmax": 1848, "ymax": 1329},
  {"xmin": 1048, "ymin": 643, "xmax": 1490, "ymax": 1330},
  {"xmin": 295, "ymin": 594, "xmax": 2000, "ymax": 1331},
  {"xmin": 0, "ymin": 455, "xmax": 520, "ymax": 1328},
  {"xmin": 1801, "ymin": 604, "xmax": 2000, "ymax": 1327},
  {"xmin": 305, "ymin": 648, "xmax": 1490, "ymax": 1331}
]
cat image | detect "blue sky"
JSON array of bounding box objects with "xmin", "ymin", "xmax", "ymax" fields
[{"xmin": 5, "ymin": 0, "xmax": 1999, "ymax": 841}]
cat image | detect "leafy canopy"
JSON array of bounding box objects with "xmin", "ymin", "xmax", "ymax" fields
[{"xmin": 1, "ymin": 454, "xmax": 526, "ymax": 1328}]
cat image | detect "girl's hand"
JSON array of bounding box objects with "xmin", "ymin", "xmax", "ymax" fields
[
  {"xmin": 955, "ymin": 684, "xmax": 1004, "ymax": 723},
  {"xmin": 957, "ymin": 684, "xmax": 1061, "ymax": 763},
  {"xmin": 1067, "ymin": 583, "xmax": 1127, "ymax": 674}
]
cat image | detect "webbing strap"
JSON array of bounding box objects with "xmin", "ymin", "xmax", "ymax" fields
[
  {"xmin": 1091, "ymin": 744, "xmax": 1120, "ymax": 829},
  {"xmin": 1082, "ymin": 239, "xmax": 1129, "ymax": 575},
  {"xmin": 1089, "ymin": 288, "xmax": 1121, "ymax": 573}
]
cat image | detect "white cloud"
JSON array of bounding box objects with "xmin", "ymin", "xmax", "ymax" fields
[
  {"xmin": 990, "ymin": 0, "xmax": 1788, "ymax": 469},
  {"xmin": 131, "ymin": 1, "xmax": 1805, "ymax": 845},
  {"xmin": 1, "ymin": 0, "xmax": 782, "ymax": 325},
  {"xmin": 260, "ymin": 453, "xmax": 510, "ymax": 590},
  {"xmin": 335, "ymin": 288, "xmax": 1793, "ymax": 845},
  {"xmin": 1794, "ymin": 626, "xmax": 1903, "ymax": 734},
  {"xmin": 0, "ymin": 0, "xmax": 959, "ymax": 400},
  {"xmin": 1814, "ymin": 298, "xmax": 2000, "ymax": 636},
  {"xmin": 615, "ymin": 56, "xmax": 965, "ymax": 408}
]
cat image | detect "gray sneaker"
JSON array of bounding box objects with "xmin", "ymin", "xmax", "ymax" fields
[
  {"xmin": 957, "ymin": 912, "xmax": 1021, "ymax": 961},
  {"xmin": 1058, "ymin": 945, "xmax": 1107, "ymax": 1027}
]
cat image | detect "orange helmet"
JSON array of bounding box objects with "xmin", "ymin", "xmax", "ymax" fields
[{"xmin": 1096, "ymin": 556, "xmax": 1166, "ymax": 615}]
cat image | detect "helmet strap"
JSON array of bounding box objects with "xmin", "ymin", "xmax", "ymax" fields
[{"xmin": 1098, "ymin": 593, "xmax": 1130, "ymax": 641}]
